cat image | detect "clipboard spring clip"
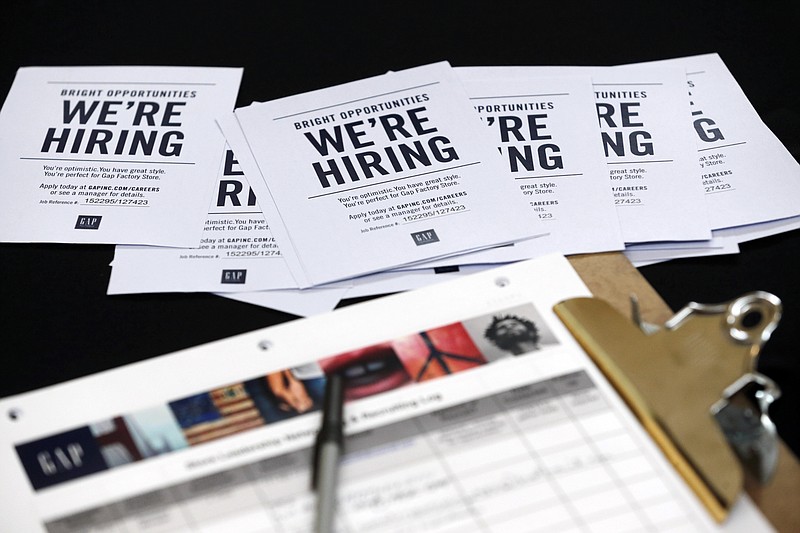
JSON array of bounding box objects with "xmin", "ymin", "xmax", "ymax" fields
[{"xmin": 632, "ymin": 291, "xmax": 783, "ymax": 484}]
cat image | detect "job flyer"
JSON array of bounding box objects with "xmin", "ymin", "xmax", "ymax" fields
[
  {"xmin": 638, "ymin": 53, "xmax": 800, "ymax": 231},
  {"xmin": 108, "ymin": 148, "xmax": 302, "ymax": 294},
  {"xmin": 466, "ymin": 75, "xmax": 623, "ymax": 255},
  {"xmin": 460, "ymin": 65, "xmax": 712, "ymax": 244},
  {"xmin": 410, "ymin": 74, "xmax": 623, "ymax": 269},
  {"xmin": 0, "ymin": 66, "xmax": 242, "ymax": 245},
  {"xmin": 233, "ymin": 62, "xmax": 542, "ymax": 288}
]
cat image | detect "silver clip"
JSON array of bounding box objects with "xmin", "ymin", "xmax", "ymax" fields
[
  {"xmin": 630, "ymin": 294, "xmax": 660, "ymax": 335},
  {"xmin": 711, "ymin": 373, "xmax": 781, "ymax": 483},
  {"xmin": 631, "ymin": 291, "xmax": 783, "ymax": 483}
]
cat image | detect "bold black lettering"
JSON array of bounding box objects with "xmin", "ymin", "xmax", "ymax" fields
[
  {"xmin": 162, "ymin": 102, "xmax": 185, "ymax": 126},
  {"xmin": 344, "ymin": 121, "xmax": 373, "ymax": 149},
  {"xmin": 596, "ymin": 103, "xmax": 616, "ymax": 128},
  {"xmin": 305, "ymin": 127, "xmax": 346, "ymax": 156},
  {"xmin": 217, "ymin": 179, "xmax": 256, "ymax": 206},
  {"xmin": 429, "ymin": 136, "xmax": 458, "ymax": 162},
  {"xmin": 601, "ymin": 131, "xmax": 625, "ymax": 157},
  {"xmin": 128, "ymin": 130, "xmax": 157, "ymax": 156},
  {"xmin": 355, "ymin": 151, "xmax": 389, "ymax": 178},
  {"xmin": 313, "ymin": 159, "xmax": 345, "ymax": 188},
  {"xmin": 217, "ymin": 180, "xmax": 244, "ymax": 207},
  {"xmin": 629, "ymin": 131, "xmax": 654, "ymax": 156},
  {"xmin": 224, "ymin": 150, "xmax": 244, "ymax": 176},
  {"xmin": 132, "ymin": 102, "xmax": 159, "ymax": 126},
  {"xmin": 63, "ymin": 100, "xmax": 99, "ymax": 124},
  {"xmin": 113, "ymin": 129, "xmax": 129, "ymax": 155},
  {"xmin": 407, "ymin": 107, "xmax": 437, "ymax": 135},
  {"xmin": 498, "ymin": 116, "xmax": 524, "ymax": 142},
  {"xmin": 85, "ymin": 129, "xmax": 114, "ymax": 154},
  {"xmin": 619, "ymin": 102, "xmax": 643, "ymax": 128},
  {"xmin": 527, "ymin": 114, "xmax": 552, "ymax": 141},
  {"xmin": 693, "ymin": 117, "xmax": 724, "ymax": 142},
  {"xmin": 539, "ymin": 143, "xmax": 563, "ymax": 170},
  {"xmin": 97, "ymin": 101, "xmax": 121, "ymax": 125},
  {"xmin": 158, "ymin": 131, "xmax": 183, "ymax": 156},
  {"xmin": 398, "ymin": 140, "xmax": 432, "ymax": 169},
  {"xmin": 379, "ymin": 113, "xmax": 413, "ymax": 141},
  {"xmin": 41, "ymin": 128, "xmax": 70, "ymax": 153},
  {"xmin": 507, "ymin": 145, "xmax": 536, "ymax": 172}
]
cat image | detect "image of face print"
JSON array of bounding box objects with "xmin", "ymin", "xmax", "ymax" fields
[
  {"xmin": 485, "ymin": 315, "xmax": 541, "ymax": 354},
  {"xmin": 462, "ymin": 303, "xmax": 559, "ymax": 362}
]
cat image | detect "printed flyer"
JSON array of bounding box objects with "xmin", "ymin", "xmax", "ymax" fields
[
  {"xmin": 459, "ymin": 65, "xmax": 712, "ymax": 244},
  {"xmin": 232, "ymin": 62, "xmax": 541, "ymax": 287},
  {"xmin": 0, "ymin": 66, "xmax": 242, "ymax": 245},
  {"xmin": 638, "ymin": 53, "xmax": 800, "ymax": 231},
  {"xmin": 109, "ymin": 148, "xmax": 302, "ymax": 294},
  {"xmin": 408, "ymin": 73, "xmax": 624, "ymax": 268},
  {"xmin": 465, "ymin": 75, "xmax": 623, "ymax": 255}
]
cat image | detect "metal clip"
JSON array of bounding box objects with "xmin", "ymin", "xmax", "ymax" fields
[
  {"xmin": 633, "ymin": 291, "xmax": 783, "ymax": 483},
  {"xmin": 554, "ymin": 290, "xmax": 784, "ymax": 521},
  {"xmin": 711, "ymin": 373, "xmax": 781, "ymax": 483}
]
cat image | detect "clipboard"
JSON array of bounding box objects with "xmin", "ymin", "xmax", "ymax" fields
[
  {"xmin": 566, "ymin": 252, "xmax": 800, "ymax": 530},
  {"xmin": 0, "ymin": 252, "xmax": 796, "ymax": 532}
]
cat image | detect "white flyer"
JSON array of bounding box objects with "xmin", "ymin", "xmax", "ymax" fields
[
  {"xmin": 0, "ymin": 66, "xmax": 242, "ymax": 245},
  {"xmin": 462, "ymin": 75, "xmax": 623, "ymax": 256},
  {"xmin": 459, "ymin": 65, "xmax": 712, "ymax": 244},
  {"xmin": 233, "ymin": 62, "xmax": 542, "ymax": 287},
  {"xmin": 402, "ymin": 74, "xmax": 624, "ymax": 268},
  {"xmin": 0, "ymin": 255, "xmax": 771, "ymax": 532},
  {"xmin": 634, "ymin": 53, "xmax": 800, "ymax": 230},
  {"xmin": 108, "ymin": 148, "xmax": 302, "ymax": 294}
]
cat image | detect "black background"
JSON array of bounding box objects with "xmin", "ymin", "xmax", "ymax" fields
[{"xmin": 1, "ymin": 2, "xmax": 798, "ymax": 455}]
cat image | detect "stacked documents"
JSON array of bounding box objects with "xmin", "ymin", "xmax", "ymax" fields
[{"xmin": 1, "ymin": 54, "xmax": 799, "ymax": 316}]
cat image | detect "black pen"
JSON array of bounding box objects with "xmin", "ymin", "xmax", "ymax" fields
[{"xmin": 312, "ymin": 373, "xmax": 344, "ymax": 533}]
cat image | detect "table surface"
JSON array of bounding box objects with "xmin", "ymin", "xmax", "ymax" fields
[{"xmin": 2, "ymin": 3, "xmax": 799, "ymax": 530}]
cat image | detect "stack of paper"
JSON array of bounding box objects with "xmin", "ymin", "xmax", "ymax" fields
[{"xmin": 1, "ymin": 55, "xmax": 798, "ymax": 316}]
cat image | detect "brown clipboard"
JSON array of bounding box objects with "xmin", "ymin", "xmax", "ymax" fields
[{"xmin": 566, "ymin": 253, "xmax": 800, "ymax": 531}]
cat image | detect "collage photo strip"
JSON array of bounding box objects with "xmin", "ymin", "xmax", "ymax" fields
[{"xmin": 17, "ymin": 303, "xmax": 559, "ymax": 491}]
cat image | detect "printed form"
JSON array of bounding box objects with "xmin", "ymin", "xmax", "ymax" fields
[{"xmin": 0, "ymin": 255, "xmax": 771, "ymax": 532}]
